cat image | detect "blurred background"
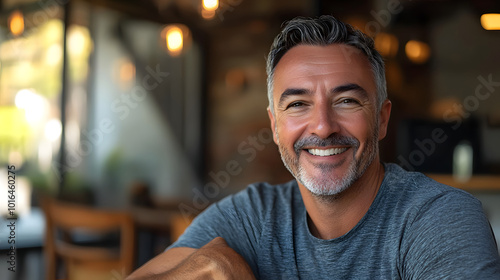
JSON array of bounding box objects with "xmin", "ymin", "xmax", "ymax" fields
[{"xmin": 0, "ymin": 0, "xmax": 499, "ymax": 279}]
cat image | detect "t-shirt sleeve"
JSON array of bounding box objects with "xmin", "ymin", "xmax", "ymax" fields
[
  {"xmin": 166, "ymin": 184, "xmax": 266, "ymax": 275},
  {"xmin": 400, "ymin": 190, "xmax": 500, "ymax": 279}
]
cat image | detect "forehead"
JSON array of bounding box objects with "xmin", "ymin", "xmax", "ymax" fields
[{"xmin": 273, "ymin": 44, "xmax": 376, "ymax": 96}]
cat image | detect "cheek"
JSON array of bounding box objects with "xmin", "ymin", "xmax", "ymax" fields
[
  {"xmin": 277, "ymin": 116, "xmax": 308, "ymax": 145},
  {"xmin": 339, "ymin": 113, "xmax": 374, "ymax": 146}
]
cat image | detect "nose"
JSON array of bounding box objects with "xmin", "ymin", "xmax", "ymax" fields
[{"xmin": 308, "ymin": 104, "xmax": 340, "ymax": 139}]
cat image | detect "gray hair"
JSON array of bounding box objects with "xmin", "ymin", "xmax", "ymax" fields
[{"xmin": 266, "ymin": 15, "xmax": 387, "ymax": 114}]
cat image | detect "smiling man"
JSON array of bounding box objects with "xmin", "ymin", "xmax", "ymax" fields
[
  {"xmin": 128, "ymin": 15, "xmax": 500, "ymax": 279},
  {"xmin": 268, "ymin": 41, "xmax": 391, "ymax": 241}
]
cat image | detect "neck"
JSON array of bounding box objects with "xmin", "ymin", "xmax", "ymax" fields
[{"xmin": 298, "ymin": 160, "xmax": 385, "ymax": 240}]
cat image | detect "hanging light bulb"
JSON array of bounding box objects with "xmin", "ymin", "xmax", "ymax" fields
[
  {"xmin": 167, "ymin": 26, "xmax": 183, "ymax": 53},
  {"xmin": 405, "ymin": 40, "xmax": 431, "ymax": 64},
  {"xmin": 9, "ymin": 10, "xmax": 24, "ymax": 36},
  {"xmin": 161, "ymin": 24, "xmax": 191, "ymax": 56},
  {"xmin": 201, "ymin": 0, "xmax": 218, "ymax": 19},
  {"xmin": 203, "ymin": 0, "xmax": 218, "ymax": 11}
]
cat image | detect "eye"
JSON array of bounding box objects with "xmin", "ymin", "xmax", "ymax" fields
[
  {"xmin": 286, "ymin": 101, "xmax": 305, "ymax": 109},
  {"xmin": 338, "ymin": 98, "xmax": 362, "ymax": 106},
  {"xmin": 341, "ymin": 98, "xmax": 360, "ymax": 104}
]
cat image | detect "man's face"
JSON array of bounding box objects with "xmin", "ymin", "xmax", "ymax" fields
[{"xmin": 268, "ymin": 44, "xmax": 390, "ymax": 197}]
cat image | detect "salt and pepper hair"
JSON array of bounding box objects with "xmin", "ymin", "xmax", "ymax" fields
[{"xmin": 266, "ymin": 15, "xmax": 387, "ymax": 114}]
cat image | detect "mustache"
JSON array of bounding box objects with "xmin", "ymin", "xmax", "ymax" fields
[{"xmin": 294, "ymin": 134, "xmax": 359, "ymax": 155}]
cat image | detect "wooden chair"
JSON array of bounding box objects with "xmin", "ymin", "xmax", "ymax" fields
[{"xmin": 43, "ymin": 198, "xmax": 136, "ymax": 280}]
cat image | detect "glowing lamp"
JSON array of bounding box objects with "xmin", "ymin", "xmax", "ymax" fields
[
  {"xmin": 162, "ymin": 25, "xmax": 191, "ymax": 56},
  {"xmin": 167, "ymin": 27, "xmax": 183, "ymax": 53},
  {"xmin": 203, "ymin": 0, "xmax": 218, "ymax": 12},
  {"xmin": 405, "ymin": 40, "xmax": 431, "ymax": 64},
  {"xmin": 481, "ymin": 14, "xmax": 500, "ymax": 30},
  {"xmin": 9, "ymin": 11, "xmax": 24, "ymax": 36},
  {"xmin": 374, "ymin": 32, "xmax": 399, "ymax": 58}
]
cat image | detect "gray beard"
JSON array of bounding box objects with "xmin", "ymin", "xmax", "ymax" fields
[{"xmin": 277, "ymin": 126, "xmax": 379, "ymax": 198}]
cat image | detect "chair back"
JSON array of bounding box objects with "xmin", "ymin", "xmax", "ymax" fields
[{"xmin": 43, "ymin": 198, "xmax": 135, "ymax": 280}]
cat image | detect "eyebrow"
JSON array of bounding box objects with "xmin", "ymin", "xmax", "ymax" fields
[
  {"xmin": 277, "ymin": 88, "xmax": 312, "ymax": 108},
  {"xmin": 330, "ymin": 83, "xmax": 368, "ymax": 97},
  {"xmin": 277, "ymin": 83, "xmax": 369, "ymax": 108}
]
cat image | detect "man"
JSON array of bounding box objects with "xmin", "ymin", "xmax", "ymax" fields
[{"xmin": 128, "ymin": 15, "xmax": 500, "ymax": 279}]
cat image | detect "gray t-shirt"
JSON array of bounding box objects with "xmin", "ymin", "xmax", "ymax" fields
[{"xmin": 169, "ymin": 163, "xmax": 500, "ymax": 279}]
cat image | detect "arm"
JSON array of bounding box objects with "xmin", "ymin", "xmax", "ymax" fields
[
  {"xmin": 126, "ymin": 237, "xmax": 256, "ymax": 280},
  {"xmin": 129, "ymin": 185, "xmax": 265, "ymax": 279}
]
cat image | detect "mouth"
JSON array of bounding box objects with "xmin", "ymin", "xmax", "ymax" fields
[{"xmin": 306, "ymin": 147, "xmax": 349, "ymax": 157}]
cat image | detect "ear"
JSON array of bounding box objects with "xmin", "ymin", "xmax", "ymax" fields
[
  {"xmin": 267, "ymin": 107, "xmax": 279, "ymax": 145},
  {"xmin": 378, "ymin": 100, "xmax": 392, "ymax": 141}
]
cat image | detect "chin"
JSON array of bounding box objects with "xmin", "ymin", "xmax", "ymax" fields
[{"xmin": 297, "ymin": 165, "xmax": 358, "ymax": 197}]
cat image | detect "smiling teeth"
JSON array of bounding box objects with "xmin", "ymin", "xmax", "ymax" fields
[{"xmin": 308, "ymin": 148, "xmax": 348, "ymax": 156}]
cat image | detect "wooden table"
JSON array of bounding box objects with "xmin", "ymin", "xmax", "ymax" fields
[{"xmin": 426, "ymin": 174, "xmax": 500, "ymax": 191}]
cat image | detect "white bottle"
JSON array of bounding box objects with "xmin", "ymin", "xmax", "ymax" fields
[{"xmin": 453, "ymin": 141, "xmax": 473, "ymax": 183}]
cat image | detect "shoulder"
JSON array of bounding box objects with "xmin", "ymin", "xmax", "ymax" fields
[
  {"xmin": 383, "ymin": 163, "xmax": 492, "ymax": 248},
  {"xmin": 383, "ymin": 165, "xmax": 500, "ymax": 278},
  {"xmin": 380, "ymin": 163, "xmax": 486, "ymax": 233},
  {"xmin": 383, "ymin": 163, "xmax": 481, "ymax": 209}
]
